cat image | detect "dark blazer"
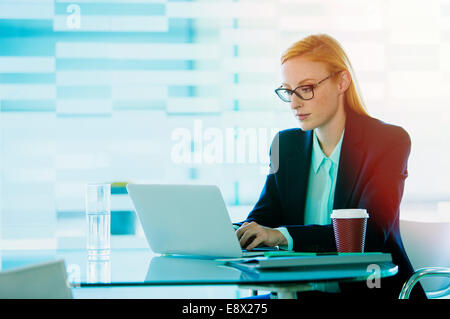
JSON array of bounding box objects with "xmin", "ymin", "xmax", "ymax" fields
[{"xmin": 241, "ymin": 107, "xmax": 425, "ymax": 300}]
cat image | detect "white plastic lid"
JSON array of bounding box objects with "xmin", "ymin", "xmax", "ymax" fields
[{"xmin": 331, "ymin": 209, "xmax": 369, "ymax": 219}]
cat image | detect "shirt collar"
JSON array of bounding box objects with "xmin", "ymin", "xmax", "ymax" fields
[{"xmin": 311, "ymin": 129, "xmax": 345, "ymax": 173}]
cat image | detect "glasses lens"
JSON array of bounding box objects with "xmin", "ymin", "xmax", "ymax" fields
[
  {"xmin": 297, "ymin": 86, "xmax": 314, "ymax": 100},
  {"xmin": 276, "ymin": 88, "xmax": 292, "ymax": 102}
]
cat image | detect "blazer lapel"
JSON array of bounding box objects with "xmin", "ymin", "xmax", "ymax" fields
[
  {"xmin": 286, "ymin": 129, "xmax": 313, "ymax": 225},
  {"xmin": 333, "ymin": 110, "xmax": 366, "ymax": 209}
]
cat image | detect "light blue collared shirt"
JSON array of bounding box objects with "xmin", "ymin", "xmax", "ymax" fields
[{"xmin": 277, "ymin": 129, "xmax": 345, "ymax": 250}]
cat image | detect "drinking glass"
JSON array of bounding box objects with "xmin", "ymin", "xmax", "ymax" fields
[{"xmin": 85, "ymin": 183, "xmax": 111, "ymax": 257}]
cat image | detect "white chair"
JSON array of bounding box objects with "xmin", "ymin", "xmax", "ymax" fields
[
  {"xmin": 0, "ymin": 259, "xmax": 73, "ymax": 299},
  {"xmin": 399, "ymin": 267, "xmax": 450, "ymax": 299},
  {"xmin": 400, "ymin": 214, "xmax": 450, "ymax": 299}
]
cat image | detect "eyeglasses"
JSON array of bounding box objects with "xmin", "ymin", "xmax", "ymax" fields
[{"xmin": 274, "ymin": 71, "xmax": 341, "ymax": 102}]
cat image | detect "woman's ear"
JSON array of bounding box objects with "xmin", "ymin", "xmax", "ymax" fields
[{"xmin": 338, "ymin": 70, "xmax": 352, "ymax": 94}]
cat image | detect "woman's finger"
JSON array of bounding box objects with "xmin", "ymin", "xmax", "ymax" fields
[
  {"xmin": 236, "ymin": 222, "xmax": 249, "ymax": 240},
  {"xmin": 246, "ymin": 233, "xmax": 264, "ymax": 250},
  {"xmin": 236, "ymin": 221, "xmax": 255, "ymax": 239},
  {"xmin": 239, "ymin": 227, "xmax": 258, "ymax": 248}
]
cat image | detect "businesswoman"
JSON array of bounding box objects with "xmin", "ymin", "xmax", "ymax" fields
[{"xmin": 235, "ymin": 34, "xmax": 425, "ymax": 299}]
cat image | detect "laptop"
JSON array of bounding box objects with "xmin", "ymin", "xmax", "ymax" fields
[{"xmin": 126, "ymin": 184, "xmax": 280, "ymax": 258}]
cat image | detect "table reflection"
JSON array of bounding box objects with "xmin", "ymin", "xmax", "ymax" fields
[
  {"xmin": 57, "ymin": 249, "xmax": 398, "ymax": 287},
  {"xmin": 145, "ymin": 255, "xmax": 242, "ymax": 283},
  {"xmin": 87, "ymin": 255, "xmax": 111, "ymax": 284}
]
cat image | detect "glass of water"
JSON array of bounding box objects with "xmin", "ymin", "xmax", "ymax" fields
[{"xmin": 85, "ymin": 183, "xmax": 111, "ymax": 257}]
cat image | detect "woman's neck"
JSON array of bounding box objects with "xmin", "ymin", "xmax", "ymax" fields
[{"xmin": 315, "ymin": 106, "xmax": 346, "ymax": 157}]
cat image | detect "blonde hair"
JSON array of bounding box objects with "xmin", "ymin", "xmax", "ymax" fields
[{"xmin": 281, "ymin": 34, "xmax": 369, "ymax": 117}]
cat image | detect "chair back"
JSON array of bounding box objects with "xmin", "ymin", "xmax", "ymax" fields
[
  {"xmin": 0, "ymin": 259, "xmax": 73, "ymax": 299},
  {"xmin": 400, "ymin": 217, "xmax": 450, "ymax": 293}
]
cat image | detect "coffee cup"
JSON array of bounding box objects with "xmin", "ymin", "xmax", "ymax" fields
[{"xmin": 331, "ymin": 209, "xmax": 369, "ymax": 253}]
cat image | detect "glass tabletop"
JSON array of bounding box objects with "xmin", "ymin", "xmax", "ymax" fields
[{"xmin": 0, "ymin": 248, "xmax": 398, "ymax": 287}]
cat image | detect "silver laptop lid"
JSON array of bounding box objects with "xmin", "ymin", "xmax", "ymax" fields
[{"xmin": 127, "ymin": 184, "xmax": 244, "ymax": 258}]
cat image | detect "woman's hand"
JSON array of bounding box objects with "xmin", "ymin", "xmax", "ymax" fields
[{"xmin": 236, "ymin": 221, "xmax": 288, "ymax": 250}]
